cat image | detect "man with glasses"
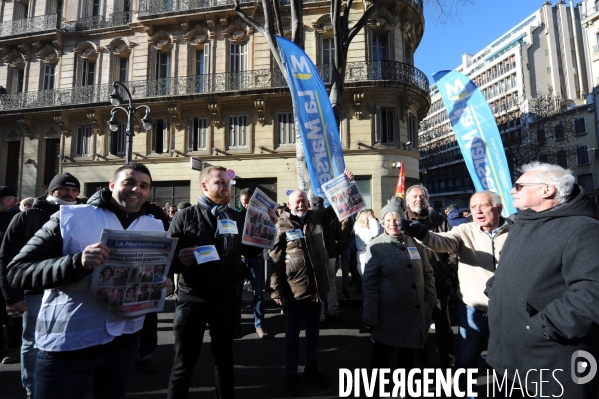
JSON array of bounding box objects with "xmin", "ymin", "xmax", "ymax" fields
[
  {"xmin": 400, "ymin": 190, "xmax": 511, "ymax": 396},
  {"xmin": 485, "ymin": 162, "xmax": 599, "ymax": 398}
]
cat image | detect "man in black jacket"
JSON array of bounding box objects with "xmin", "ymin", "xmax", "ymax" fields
[
  {"xmin": 167, "ymin": 166, "xmax": 246, "ymax": 399},
  {"xmin": 7, "ymin": 163, "xmax": 170, "ymax": 399},
  {"xmin": 486, "ymin": 162, "xmax": 599, "ymax": 398},
  {"xmin": 0, "ymin": 173, "xmax": 80, "ymax": 397},
  {"xmin": 405, "ymin": 184, "xmax": 456, "ymax": 369},
  {"xmin": 0, "ymin": 185, "xmax": 21, "ymax": 365}
]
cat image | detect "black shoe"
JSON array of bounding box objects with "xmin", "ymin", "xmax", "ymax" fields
[
  {"xmin": 304, "ymin": 361, "xmax": 329, "ymax": 388},
  {"xmin": 286, "ymin": 373, "xmax": 301, "ymax": 396}
]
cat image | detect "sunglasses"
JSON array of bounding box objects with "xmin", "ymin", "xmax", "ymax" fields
[{"xmin": 512, "ymin": 182, "xmax": 546, "ymax": 191}]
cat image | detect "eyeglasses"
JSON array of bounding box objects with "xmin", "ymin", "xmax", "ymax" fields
[
  {"xmin": 470, "ymin": 203, "xmax": 492, "ymax": 211},
  {"xmin": 512, "ymin": 182, "xmax": 546, "ymax": 192}
]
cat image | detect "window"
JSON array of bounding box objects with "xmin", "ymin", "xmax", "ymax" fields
[
  {"xmin": 83, "ymin": 0, "xmax": 100, "ymax": 17},
  {"xmin": 554, "ymin": 123, "xmax": 565, "ymax": 140},
  {"xmin": 76, "ymin": 125, "xmax": 92, "ymax": 156},
  {"xmin": 117, "ymin": 57, "xmax": 129, "ymax": 83},
  {"xmin": 577, "ymin": 145, "xmax": 590, "ymax": 165},
  {"xmin": 109, "ymin": 122, "xmax": 126, "ymax": 156},
  {"xmin": 374, "ymin": 106, "xmax": 395, "ymax": 144},
  {"xmin": 577, "ymin": 173, "xmax": 595, "ymax": 191},
  {"xmin": 149, "ymin": 181, "xmax": 191, "ymax": 206},
  {"xmin": 42, "ymin": 64, "xmax": 56, "ymax": 90},
  {"xmin": 43, "ymin": 138, "xmax": 60, "ymax": 185},
  {"xmin": 354, "ymin": 176, "xmax": 372, "ymax": 209},
  {"xmin": 195, "ymin": 45, "xmax": 210, "ymax": 92},
  {"xmin": 537, "ymin": 128, "xmax": 546, "ymax": 145},
  {"xmin": 322, "ymin": 38, "xmax": 335, "ymax": 65},
  {"xmin": 82, "ymin": 59, "xmax": 95, "ymax": 86},
  {"xmin": 408, "ymin": 113, "xmax": 418, "ymax": 148},
  {"xmin": 277, "ymin": 112, "xmax": 296, "ymax": 146},
  {"xmin": 156, "ymin": 51, "xmax": 170, "ymax": 80},
  {"xmin": 372, "ymin": 33, "xmax": 388, "ymax": 61},
  {"xmin": 188, "ymin": 117, "xmax": 208, "ymax": 151},
  {"xmin": 151, "ymin": 119, "xmax": 169, "ymax": 154},
  {"xmin": 15, "ymin": 1, "xmax": 28, "ymax": 19},
  {"xmin": 556, "ymin": 149, "xmax": 568, "ymax": 168},
  {"xmin": 9, "ymin": 68, "xmax": 24, "ymax": 94},
  {"xmin": 5, "ymin": 139, "xmax": 20, "ymax": 192},
  {"xmin": 574, "ymin": 117, "xmax": 587, "ymax": 135},
  {"xmin": 229, "ymin": 42, "xmax": 247, "ymax": 89},
  {"xmin": 228, "ymin": 115, "xmax": 247, "ymax": 149}
]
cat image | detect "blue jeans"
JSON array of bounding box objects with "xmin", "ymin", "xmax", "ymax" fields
[
  {"xmin": 244, "ymin": 255, "xmax": 265, "ymax": 329},
  {"xmin": 22, "ymin": 293, "xmax": 43, "ymax": 397},
  {"xmin": 285, "ymin": 299, "xmax": 321, "ymax": 374},
  {"xmin": 34, "ymin": 332, "xmax": 140, "ymax": 399},
  {"xmin": 455, "ymin": 301, "xmax": 489, "ymax": 399}
]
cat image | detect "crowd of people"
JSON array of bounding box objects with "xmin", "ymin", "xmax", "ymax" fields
[{"xmin": 0, "ymin": 161, "xmax": 598, "ymax": 399}]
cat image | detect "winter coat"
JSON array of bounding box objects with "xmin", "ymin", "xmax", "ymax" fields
[
  {"xmin": 418, "ymin": 219, "xmax": 510, "ymax": 311},
  {"xmin": 354, "ymin": 218, "xmax": 383, "ymax": 276},
  {"xmin": 362, "ymin": 233, "xmax": 436, "ymax": 349},
  {"xmin": 270, "ymin": 207, "xmax": 344, "ymax": 302},
  {"xmin": 168, "ymin": 204, "xmax": 244, "ymax": 302},
  {"xmin": 0, "ymin": 196, "xmax": 62, "ymax": 304},
  {"xmin": 406, "ymin": 208, "xmax": 456, "ymax": 294},
  {"xmin": 486, "ymin": 185, "xmax": 599, "ymax": 398}
]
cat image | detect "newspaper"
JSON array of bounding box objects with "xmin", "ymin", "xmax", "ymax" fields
[
  {"xmin": 241, "ymin": 188, "xmax": 278, "ymax": 249},
  {"xmin": 90, "ymin": 229, "xmax": 178, "ymax": 317},
  {"xmin": 322, "ymin": 174, "xmax": 366, "ymax": 220}
]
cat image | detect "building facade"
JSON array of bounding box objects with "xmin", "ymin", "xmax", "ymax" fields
[
  {"xmin": 0, "ymin": 0, "xmax": 430, "ymax": 214},
  {"xmin": 419, "ymin": 1, "xmax": 591, "ymax": 210}
]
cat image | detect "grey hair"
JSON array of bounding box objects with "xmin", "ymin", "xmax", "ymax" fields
[
  {"xmin": 519, "ymin": 162, "xmax": 574, "ymax": 203},
  {"xmin": 406, "ymin": 185, "xmax": 429, "ymax": 201},
  {"xmin": 471, "ymin": 191, "xmax": 502, "ymax": 207},
  {"xmin": 288, "ymin": 189, "xmax": 308, "ymax": 199}
]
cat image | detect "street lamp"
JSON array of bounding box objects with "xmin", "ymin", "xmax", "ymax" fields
[{"xmin": 107, "ymin": 81, "xmax": 152, "ymax": 164}]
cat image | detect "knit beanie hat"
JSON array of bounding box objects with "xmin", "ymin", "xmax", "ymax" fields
[
  {"xmin": 380, "ymin": 202, "xmax": 405, "ymax": 220},
  {"xmin": 48, "ymin": 173, "xmax": 80, "ymax": 193}
]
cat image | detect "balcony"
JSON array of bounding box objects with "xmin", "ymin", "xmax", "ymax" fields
[
  {"xmin": 62, "ymin": 12, "xmax": 133, "ymax": 33},
  {"xmin": 0, "ymin": 14, "xmax": 58, "ymax": 38},
  {"xmin": 0, "ymin": 61, "xmax": 428, "ymax": 112}
]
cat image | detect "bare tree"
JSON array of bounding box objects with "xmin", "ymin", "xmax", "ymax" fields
[{"xmin": 501, "ymin": 93, "xmax": 580, "ymax": 176}]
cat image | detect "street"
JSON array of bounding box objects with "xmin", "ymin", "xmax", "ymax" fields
[{"xmin": 0, "ymin": 279, "xmax": 524, "ymax": 399}]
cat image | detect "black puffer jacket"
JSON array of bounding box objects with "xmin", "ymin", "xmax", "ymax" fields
[
  {"xmin": 0, "ymin": 196, "xmax": 63, "ymax": 304},
  {"xmin": 487, "ymin": 185, "xmax": 599, "ymax": 398},
  {"xmin": 168, "ymin": 204, "xmax": 244, "ymax": 302},
  {"xmin": 7, "ymin": 190, "xmax": 168, "ymax": 290}
]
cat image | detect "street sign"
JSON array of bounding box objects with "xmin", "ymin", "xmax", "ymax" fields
[
  {"xmin": 190, "ymin": 157, "xmax": 202, "ymax": 171},
  {"xmin": 286, "ymin": 190, "xmax": 293, "ymax": 195},
  {"xmin": 226, "ymin": 169, "xmax": 235, "ymax": 180}
]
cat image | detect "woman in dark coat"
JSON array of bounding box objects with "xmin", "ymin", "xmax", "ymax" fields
[{"xmin": 362, "ymin": 202, "xmax": 437, "ymax": 377}]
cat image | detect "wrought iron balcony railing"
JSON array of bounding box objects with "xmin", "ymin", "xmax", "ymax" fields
[
  {"xmin": 0, "ymin": 14, "xmax": 58, "ymax": 38},
  {"xmin": 0, "ymin": 61, "xmax": 428, "ymax": 112}
]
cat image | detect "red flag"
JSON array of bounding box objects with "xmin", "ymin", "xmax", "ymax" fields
[{"xmin": 394, "ymin": 162, "xmax": 405, "ymax": 198}]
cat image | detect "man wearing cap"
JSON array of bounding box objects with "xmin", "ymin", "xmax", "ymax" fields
[
  {"xmin": 0, "ymin": 174, "xmax": 81, "ymax": 396},
  {"xmin": 7, "ymin": 163, "xmax": 171, "ymax": 399},
  {"xmin": 0, "ymin": 185, "xmax": 20, "ymax": 365}
]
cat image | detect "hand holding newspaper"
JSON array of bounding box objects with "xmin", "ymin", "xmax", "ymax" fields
[
  {"xmin": 90, "ymin": 229, "xmax": 178, "ymax": 317},
  {"xmin": 322, "ymin": 174, "xmax": 366, "ymax": 220},
  {"xmin": 241, "ymin": 188, "xmax": 278, "ymax": 249}
]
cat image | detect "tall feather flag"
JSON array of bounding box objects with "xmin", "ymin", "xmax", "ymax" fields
[{"xmin": 394, "ymin": 162, "xmax": 405, "ymax": 198}]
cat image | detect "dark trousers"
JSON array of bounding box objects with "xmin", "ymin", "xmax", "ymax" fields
[
  {"xmin": 370, "ymin": 341, "xmax": 417, "ymax": 399},
  {"xmin": 139, "ymin": 312, "xmax": 157, "ymax": 359},
  {"xmin": 0, "ymin": 294, "xmax": 22, "ymax": 351},
  {"xmin": 431, "ymin": 293, "xmax": 455, "ymax": 368},
  {"xmin": 167, "ymin": 297, "xmax": 237, "ymax": 399}
]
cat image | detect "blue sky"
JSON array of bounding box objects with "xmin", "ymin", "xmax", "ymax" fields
[{"xmin": 416, "ymin": 0, "xmax": 553, "ymax": 85}]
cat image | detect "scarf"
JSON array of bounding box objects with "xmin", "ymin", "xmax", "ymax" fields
[
  {"xmin": 198, "ymin": 195, "xmax": 234, "ymax": 258},
  {"xmin": 46, "ymin": 195, "xmax": 77, "ymax": 206}
]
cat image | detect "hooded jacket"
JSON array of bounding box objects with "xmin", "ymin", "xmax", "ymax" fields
[{"xmin": 486, "ymin": 185, "xmax": 599, "ymax": 398}]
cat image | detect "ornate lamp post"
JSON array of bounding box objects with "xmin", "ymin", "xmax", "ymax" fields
[{"xmin": 107, "ymin": 81, "xmax": 152, "ymax": 164}]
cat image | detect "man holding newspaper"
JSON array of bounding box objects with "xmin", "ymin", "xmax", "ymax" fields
[{"xmin": 7, "ymin": 163, "xmax": 172, "ymax": 399}]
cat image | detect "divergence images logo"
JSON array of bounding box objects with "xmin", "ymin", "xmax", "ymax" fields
[{"xmin": 571, "ymin": 350, "xmax": 597, "ymax": 385}]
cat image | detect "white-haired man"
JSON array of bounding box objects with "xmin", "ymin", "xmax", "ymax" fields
[
  {"xmin": 486, "ymin": 162, "xmax": 599, "ymax": 398},
  {"xmin": 400, "ymin": 190, "xmax": 511, "ymax": 397}
]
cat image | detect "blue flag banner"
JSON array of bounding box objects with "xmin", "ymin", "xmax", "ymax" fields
[
  {"xmin": 433, "ymin": 70, "xmax": 515, "ymax": 217},
  {"xmin": 275, "ymin": 36, "xmax": 345, "ymax": 200}
]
